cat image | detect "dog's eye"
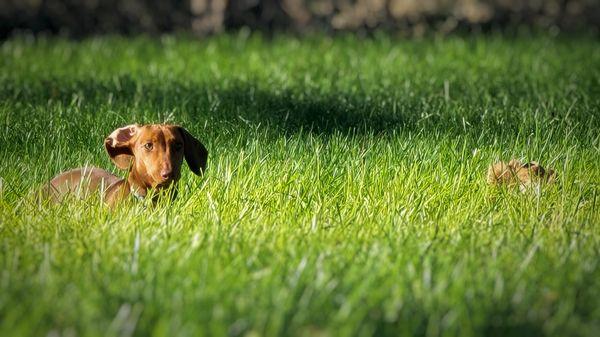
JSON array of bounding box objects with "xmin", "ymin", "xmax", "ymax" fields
[{"xmin": 144, "ymin": 142, "xmax": 153, "ymax": 151}]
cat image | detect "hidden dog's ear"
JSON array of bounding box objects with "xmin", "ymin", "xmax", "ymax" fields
[
  {"xmin": 523, "ymin": 161, "xmax": 545, "ymax": 176},
  {"xmin": 104, "ymin": 124, "xmax": 139, "ymax": 170},
  {"xmin": 546, "ymin": 168, "xmax": 557, "ymax": 183},
  {"xmin": 177, "ymin": 127, "xmax": 208, "ymax": 176}
]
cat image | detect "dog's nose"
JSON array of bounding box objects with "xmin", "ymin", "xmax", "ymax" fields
[{"xmin": 160, "ymin": 169, "xmax": 173, "ymax": 180}]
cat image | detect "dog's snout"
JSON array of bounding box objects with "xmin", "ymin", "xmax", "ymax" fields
[
  {"xmin": 160, "ymin": 161, "xmax": 173, "ymax": 179},
  {"xmin": 160, "ymin": 169, "xmax": 173, "ymax": 179}
]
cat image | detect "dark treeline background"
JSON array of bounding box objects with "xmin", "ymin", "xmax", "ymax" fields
[{"xmin": 2, "ymin": 0, "xmax": 599, "ymax": 38}]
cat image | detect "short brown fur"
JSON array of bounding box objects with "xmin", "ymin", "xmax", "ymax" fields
[
  {"xmin": 487, "ymin": 159, "xmax": 555, "ymax": 190},
  {"xmin": 43, "ymin": 124, "xmax": 208, "ymax": 207}
]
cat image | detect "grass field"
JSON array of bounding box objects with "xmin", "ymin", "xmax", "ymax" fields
[{"xmin": 0, "ymin": 34, "xmax": 599, "ymax": 337}]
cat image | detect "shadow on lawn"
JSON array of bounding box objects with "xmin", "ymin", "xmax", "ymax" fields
[
  {"xmin": 189, "ymin": 83, "xmax": 422, "ymax": 135},
  {"xmin": 2, "ymin": 76, "xmax": 422, "ymax": 134},
  {"xmin": 0, "ymin": 75, "xmax": 564, "ymax": 136}
]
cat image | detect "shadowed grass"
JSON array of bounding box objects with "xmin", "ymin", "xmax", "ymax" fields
[{"xmin": 0, "ymin": 34, "xmax": 599, "ymax": 337}]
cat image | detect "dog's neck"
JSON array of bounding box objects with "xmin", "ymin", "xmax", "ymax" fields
[
  {"xmin": 127, "ymin": 165, "xmax": 150, "ymax": 200},
  {"xmin": 129, "ymin": 184, "xmax": 146, "ymax": 201}
]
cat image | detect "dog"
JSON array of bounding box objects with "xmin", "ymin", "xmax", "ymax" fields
[
  {"xmin": 487, "ymin": 159, "xmax": 555, "ymax": 191},
  {"xmin": 42, "ymin": 124, "xmax": 208, "ymax": 206}
]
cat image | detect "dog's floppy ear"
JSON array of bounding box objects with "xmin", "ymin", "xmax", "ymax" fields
[
  {"xmin": 546, "ymin": 168, "xmax": 557, "ymax": 182},
  {"xmin": 177, "ymin": 127, "xmax": 208, "ymax": 175},
  {"xmin": 104, "ymin": 124, "xmax": 139, "ymax": 170},
  {"xmin": 524, "ymin": 161, "xmax": 545, "ymax": 176}
]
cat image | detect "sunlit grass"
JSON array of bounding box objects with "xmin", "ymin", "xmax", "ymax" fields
[{"xmin": 0, "ymin": 34, "xmax": 599, "ymax": 337}]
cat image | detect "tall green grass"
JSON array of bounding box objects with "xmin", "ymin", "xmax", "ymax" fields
[{"xmin": 0, "ymin": 34, "xmax": 599, "ymax": 337}]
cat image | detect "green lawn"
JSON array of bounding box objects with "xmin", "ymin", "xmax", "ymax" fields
[{"xmin": 0, "ymin": 34, "xmax": 599, "ymax": 337}]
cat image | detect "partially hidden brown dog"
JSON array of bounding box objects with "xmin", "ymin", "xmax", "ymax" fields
[
  {"xmin": 487, "ymin": 159, "xmax": 555, "ymax": 191},
  {"xmin": 43, "ymin": 124, "xmax": 208, "ymax": 207}
]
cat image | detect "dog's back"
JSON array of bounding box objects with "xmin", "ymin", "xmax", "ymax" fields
[{"xmin": 41, "ymin": 167, "xmax": 121, "ymax": 203}]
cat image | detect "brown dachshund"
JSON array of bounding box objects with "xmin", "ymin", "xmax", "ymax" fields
[
  {"xmin": 487, "ymin": 159, "xmax": 555, "ymax": 191},
  {"xmin": 43, "ymin": 124, "xmax": 208, "ymax": 206}
]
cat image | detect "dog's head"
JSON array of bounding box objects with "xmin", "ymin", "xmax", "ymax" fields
[
  {"xmin": 104, "ymin": 124, "xmax": 208, "ymax": 190},
  {"xmin": 522, "ymin": 161, "xmax": 556, "ymax": 183}
]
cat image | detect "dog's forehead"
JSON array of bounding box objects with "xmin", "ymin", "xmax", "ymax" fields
[
  {"xmin": 161, "ymin": 125, "xmax": 182, "ymax": 141},
  {"xmin": 137, "ymin": 125, "xmax": 181, "ymax": 142},
  {"xmin": 137, "ymin": 125, "xmax": 159, "ymax": 140}
]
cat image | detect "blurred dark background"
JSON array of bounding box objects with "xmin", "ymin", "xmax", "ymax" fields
[{"xmin": 1, "ymin": 0, "xmax": 599, "ymax": 38}]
